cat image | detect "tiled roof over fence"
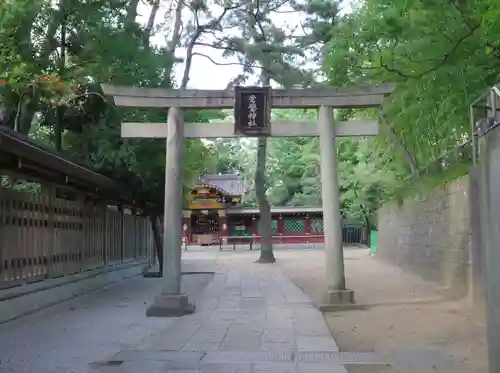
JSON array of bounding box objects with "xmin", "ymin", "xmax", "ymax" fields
[{"xmin": 199, "ymin": 174, "xmax": 245, "ymax": 196}]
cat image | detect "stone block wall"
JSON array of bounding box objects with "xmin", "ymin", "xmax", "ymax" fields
[{"xmin": 378, "ymin": 175, "xmax": 477, "ymax": 298}]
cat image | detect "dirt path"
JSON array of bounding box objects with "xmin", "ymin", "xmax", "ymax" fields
[{"xmin": 275, "ymin": 247, "xmax": 487, "ymax": 373}]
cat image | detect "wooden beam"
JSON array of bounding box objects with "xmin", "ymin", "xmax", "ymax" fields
[
  {"xmin": 121, "ymin": 120, "xmax": 379, "ymax": 138},
  {"xmin": 102, "ymin": 84, "xmax": 394, "ymax": 109}
]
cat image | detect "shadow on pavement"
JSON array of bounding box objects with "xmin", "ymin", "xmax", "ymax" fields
[{"xmin": 0, "ymin": 262, "xmax": 214, "ymax": 373}]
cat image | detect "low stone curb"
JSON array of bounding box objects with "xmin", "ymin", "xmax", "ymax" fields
[{"xmin": 0, "ymin": 261, "xmax": 145, "ymax": 324}]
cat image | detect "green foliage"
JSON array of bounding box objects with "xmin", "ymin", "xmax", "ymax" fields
[
  {"xmin": 4, "ymin": 0, "xmax": 493, "ymax": 224},
  {"xmin": 210, "ymin": 108, "xmax": 395, "ymax": 227},
  {"xmin": 321, "ymin": 0, "xmax": 499, "ymax": 212},
  {"xmin": 1, "ymin": 176, "xmax": 41, "ymax": 194},
  {"xmin": 392, "ymin": 142, "xmax": 473, "ymax": 203},
  {"xmin": 0, "ymin": 0, "xmax": 221, "ymax": 211}
]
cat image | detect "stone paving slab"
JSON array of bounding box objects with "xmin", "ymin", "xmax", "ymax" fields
[
  {"xmin": 296, "ymin": 336, "xmax": 339, "ymax": 351},
  {"xmin": 99, "ymin": 266, "xmax": 348, "ymax": 372},
  {"xmin": 96, "ymin": 348, "xmax": 456, "ymax": 373},
  {"xmin": 201, "ymin": 351, "xmax": 294, "ymax": 363},
  {"xmin": 93, "ymin": 361, "xmax": 348, "ymax": 373},
  {"xmin": 105, "ymin": 350, "xmax": 393, "ymax": 365},
  {"xmin": 114, "ymin": 350, "xmax": 204, "ymax": 365},
  {"xmin": 297, "ymin": 352, "xmax": 388, "ymax": 364},
  {"xmin": 138, "ymin": 268, "xmax": 341, "ymax": 354}
]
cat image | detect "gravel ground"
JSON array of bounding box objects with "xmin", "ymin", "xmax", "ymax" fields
[{"xmin": 274, "ymin": 247, "xmax": 487, "ymax": 373}]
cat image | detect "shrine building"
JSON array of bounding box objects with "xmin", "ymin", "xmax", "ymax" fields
[{"xmin": 182, "ymin": 174, "xmax": 364, "ymax": 246}]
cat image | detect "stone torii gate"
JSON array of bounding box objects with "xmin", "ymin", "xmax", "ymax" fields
[{"xmin": 101, "ymin": 84, "xmax": 394, "ymax": 316}]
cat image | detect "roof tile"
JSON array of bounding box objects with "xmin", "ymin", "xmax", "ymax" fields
[{"xmin": 199, "ymin": 174, "xmax": 245, "ymax": 196}]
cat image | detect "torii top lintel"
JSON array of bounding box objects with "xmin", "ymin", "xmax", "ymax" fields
[{"xmin": 100, "ymin": 84, "xmax": 395, "ymax": 109}]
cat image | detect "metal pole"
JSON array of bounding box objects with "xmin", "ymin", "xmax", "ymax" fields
[{"xmin": 470, "ymin": 105, "xmax": 477, "ymax": 165}]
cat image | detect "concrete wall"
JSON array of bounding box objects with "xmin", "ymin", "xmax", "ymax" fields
[
  {"xmin": 378, "ymin": 175, "xmax": 480, "ymax": 299},
  {"xmin": 477, "ymin": 122, "xmax": 500, "ymax": 369}
]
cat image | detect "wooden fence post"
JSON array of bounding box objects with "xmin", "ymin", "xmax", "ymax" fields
[
  {"xmin": 102, "ymin": 203, "xmax": 108, "ymax": 266},
  {"xmin": 46, "ymin": 184, "xmax": 56, "ymax": 278},
  {"xmin": 0, "ymin": 185, "xmax": 5, "ymax": 282},
  {"xmin": 119, "ymin": 204, "xmax": 124, "ymax": 263}
]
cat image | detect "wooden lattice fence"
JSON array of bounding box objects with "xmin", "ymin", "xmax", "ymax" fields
[{"xmin": 0, "ymin": 185, "xmax": 154, "ymax": 288}]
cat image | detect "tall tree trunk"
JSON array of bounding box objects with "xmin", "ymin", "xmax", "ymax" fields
[
  {"xmin": 55, "ymin": 108, "xmax": 64, "ymax": 150},
  {"xmin": 4, "ymin": 0, "xmax": 66, "ymax": 135},
  {"xmin": 144, "ymin": 0, "xmax": 161, "ymax": 47},
  {"xmin": 256, "ymin": 71, "xmax": 275, "ymax": 263},
  {"xmin": 17, "ymin": 97, "xmax": 38, "ymax": 134},
  {"xmin": 255, "ymin": 136, "xmax": 275, "ymax": 262},
  {"xmin": 244, "ymin": 0, "xmax": 275, "ymax": 263},
  {"xmin": 125, "ymin": 0, "xmax": 140, "ymax": 33},
  {"xmin": 162, "ymin": 0, "xmax": 185, "ymax": 85},
  {"xmin": 149, "ymin": 213, "xmax": 163, "ymax": 274},
  {"xmin": 21, "ymin": 0, "xmax": 65, "ymax": 135},
  {"xmin": 55, "ymin": 9, "xmax": 67, "ymax": 151},
  {"xmin": 180, "ymin": 31, "xmax": 201, "ymax": 88}
]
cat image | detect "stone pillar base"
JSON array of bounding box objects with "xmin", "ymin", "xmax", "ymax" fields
[
  {"xmin": 146, "ymin": 293, "xmax": 196, "ymax": 317},
  {"xmin": 318, "ymin": 289, "xmax": 361, "ymax": 312},
  {"xmin": 325, "ymin": 289, "xmax": 355, "ymax": 305}
]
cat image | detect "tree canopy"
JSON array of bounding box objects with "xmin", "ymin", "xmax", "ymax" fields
[{"xmin": 1, "ymin": 0, "xmax": 497, "ymax": 231}]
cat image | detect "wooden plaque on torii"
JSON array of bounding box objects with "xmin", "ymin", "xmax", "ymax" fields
[{"xmin": 234, "ymin": 86, "xmax": 272, "ymax": 136}]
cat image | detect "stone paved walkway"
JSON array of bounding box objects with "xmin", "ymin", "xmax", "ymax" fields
[
  {"xmin": 0, "ymin": 260, "xmax": 210, "ymax": 373},
  {"xmin": 0, "ymin": 248, "xmax": 459, "ymax": 373},
  {"xmin": 0, "ymin": 253, "xmax": 347, "ymax": 373},
  {"xmin": 95, "ymin": 266, "xmax": 348, "ymax": 373}
]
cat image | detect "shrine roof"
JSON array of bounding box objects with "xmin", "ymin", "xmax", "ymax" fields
[
  {"xmin": 0, "ymin": 125, "xmax": 118, "ymax": 195},
  {"xmin": 198, "ymin": 174, "xmax": 245, "ymax": 197}
]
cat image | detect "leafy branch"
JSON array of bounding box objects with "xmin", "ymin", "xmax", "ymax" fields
[{"xmin": 375, "ymin": 21, "xmax": 480, "ymax": 79}]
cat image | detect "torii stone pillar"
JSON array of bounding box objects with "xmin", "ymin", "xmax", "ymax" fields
[
  {"xmin": 146, "ymin": 107, "xmax": 195, "ymax": 317},
  {"xmin": 319, "ymin": 106, "xmax": 354, "ymax": 305}
]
